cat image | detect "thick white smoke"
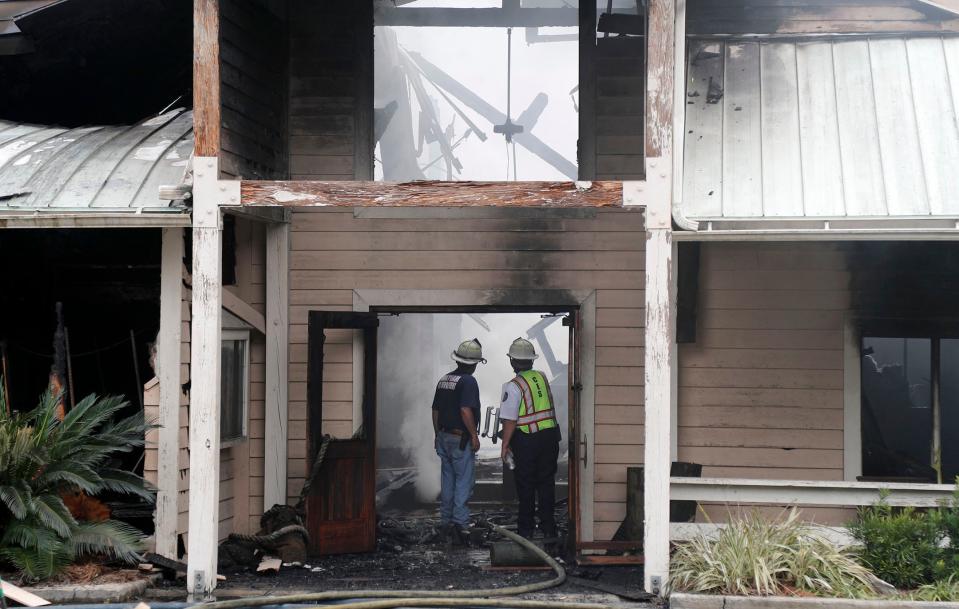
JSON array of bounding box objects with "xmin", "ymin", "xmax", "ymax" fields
[{"xmin": 377, "ymin": 313, "xmax": 568, "ymax": 501}]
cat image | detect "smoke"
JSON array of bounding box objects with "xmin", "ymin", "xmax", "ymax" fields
[{"xmin": 376, "ymin": 313, "xmax": 568, "ymax": 501}]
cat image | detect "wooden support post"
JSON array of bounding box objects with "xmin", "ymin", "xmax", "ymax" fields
[
  {"xmin": 156, "ymin": 228, "xmax": 183, "ymax": 560},
  {"xmin": 187, "ymin": 157, "xmax": 228, "ymax": 599},
  {"xmin": 264, "ymin": 222, "xmax": 289, "ymax": 509},
  {"xmin": 644, "ymin": 197, "xmax": 675, "ymax": 596},
  {"xmin": 640, "ymin": 0, "xmax": 679, "ymax": 595},
  {"xmin": 193, "ymin": 0, "xmax": 220, "ymax": 158}
]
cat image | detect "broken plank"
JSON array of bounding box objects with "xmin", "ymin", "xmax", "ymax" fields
[
  {"xmin": 2, "ymin": 581, "xmax": 50, "ymax": 607},
  {"xmin": 257, "ymin": 557, "xmax": 282, "ymax": 574},
  {"xmin": 576, "ymin": 555, "xmax": 645, "ymax": 566}
]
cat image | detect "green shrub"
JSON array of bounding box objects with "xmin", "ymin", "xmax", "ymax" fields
[
  {"xmin": 912, "ymin": 576, "xmax": 959, "ymax": 602},
  {"xmin": 0, "ymin": 388, "xmax": 154, "ymax": 581},
  {"xmin": 669, "ymin": 509, "xmax": 876, "ymax": 598},
  {"xmin": 931, "ymin": 483, "xmax": 959, "ymax": 578},
  {"xmin": 849, "ymin": 495, "xmax": 947, "ymax": 589}
]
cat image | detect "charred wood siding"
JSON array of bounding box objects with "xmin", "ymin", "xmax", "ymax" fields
[
  {"xmin": 287, "ymin": 208, "xmax": 645, "ymax": 540},
  {"xmin": 687, "ymin": 0, "xmax": 959, "ymax": 36},
  {"xmin": 219, "ymin": 0, "xmax": 288, "ymax": 179},
  {"xmin": 288, "ymin": 2, "xmax": 373, "ymax": 180},
  {"xmin": 589, "ymin": 37, "xmax": 646, "ymax": 180}
]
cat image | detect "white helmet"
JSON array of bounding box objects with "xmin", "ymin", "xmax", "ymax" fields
[
  {"xmin": 507, "ymin": 337, "xmax": 538, "ymax": 361},
  {"xmin": 452, "ymin": 338, "xmax": 487, "ymax": 365}
]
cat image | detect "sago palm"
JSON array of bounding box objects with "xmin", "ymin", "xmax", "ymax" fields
[{"xmin": 0, "ymin": 386, "xmax": 154, "ymax": 581}]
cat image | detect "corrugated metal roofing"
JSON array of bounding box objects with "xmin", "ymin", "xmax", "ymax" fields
[
  {"xmin": 681, "ymin": 37, "xmax": 959, "ymax": 225},
  {"xmin": 0, "ymin": 108, "xmax": 192, "ymax": 212}
]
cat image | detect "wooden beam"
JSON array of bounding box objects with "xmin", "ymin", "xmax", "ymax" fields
[
  {"xmin": 240, "ymin": 180, "xmax": 623, "ymax": 208},
  {"xmin": 222, "ymin": 288, "xmax": 266, "ymax": 334},
  {"xmin": 223, "ymin": 205, "xmax": 288, "ymax": 224},
  {"xmin": 671, "ymin": 477, "xmax": 957, "ymax": 508},
  {"xmin": 263, "ymin": 223, "xmax": 289, "ymax": 510},
  {"xmin": 194, "ymin": 0, "xmax": 220, "ymax": 157},
  {"xmin": 187, "ymin": 157, "xmax": 224, "ymax": 600},
  {"xmin": 355, "ymin": 0, "xmax": 374, "ymax": 180},
  {"xmin": 645, "ymin": 0, "xmax": 676, "ymax": 161},
  {"xmin": 155, "ymin": 228, "xmax": 183, "ymax": 561},
  {"xmin": 373, "ymin": 6, "xmax": 578, "ymax": 27},
  {"xmin": 643, "ymin": 141, "xmax": 676, "ymax": 596}
]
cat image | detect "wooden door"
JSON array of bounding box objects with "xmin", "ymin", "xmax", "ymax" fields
[
  {"xmin": 305, "ymin": 311, "xmax": 378, "ymax": 555},
  {"xmin": 565, "ymin": 311, "xmax": 581, "ymax": 552}
]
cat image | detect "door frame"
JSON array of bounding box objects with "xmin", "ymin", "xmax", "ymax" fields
[{"xmin": 351, "ymin": 288, "xmax": 598, "ymax": 546}]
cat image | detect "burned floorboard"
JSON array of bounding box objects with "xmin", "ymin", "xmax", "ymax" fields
[{"xmin": 240, "ymin": 180, "xmax": 623, "ymax": 207}]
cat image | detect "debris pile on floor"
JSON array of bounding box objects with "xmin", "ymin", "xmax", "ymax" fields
[{"xmin": 218, "ymin": 505, "xmax": 309, "ymax": 569}]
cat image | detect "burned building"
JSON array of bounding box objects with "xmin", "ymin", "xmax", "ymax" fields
[{"xmin": 5, "ymin": 0, "xmax": 959, "ymax": 599}]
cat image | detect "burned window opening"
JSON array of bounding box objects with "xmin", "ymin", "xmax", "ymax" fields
[{"xmin": 861, "ymin": 332, "xmax": 959, "ymax": 484}]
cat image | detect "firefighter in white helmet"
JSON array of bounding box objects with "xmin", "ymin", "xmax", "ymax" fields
[
  {"xmin": 432, "ymin": 338, "xmax": 485, "ymax": 545},
  {"xmin": 499, "ymin": 337, "xmax": 561, "ymax": 540}
]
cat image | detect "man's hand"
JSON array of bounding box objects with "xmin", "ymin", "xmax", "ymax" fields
[
  {"xmin": 500, "ymin": 443, "xmax": 510, "ymax": 463},
  {"xmin": 470, "ymin": 434, "xmax": 480, "ymax": 452}
]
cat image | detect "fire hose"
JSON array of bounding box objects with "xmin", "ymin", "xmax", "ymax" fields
[{"xmin": 196, "ymin": 523, "xmax": 615, "ymax": 609}]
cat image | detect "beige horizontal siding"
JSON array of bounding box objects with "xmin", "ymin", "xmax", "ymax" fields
[
  {"xmin": 678, "ymin": 243, "xmax": 850, "ymax": 523},
  {"xmin": 287, "ymin": 208, "xmax": 646, "ymax": 537},
  {"xmin": 147, "ymin": 219, "xmax": 268, "ymax": 547}
]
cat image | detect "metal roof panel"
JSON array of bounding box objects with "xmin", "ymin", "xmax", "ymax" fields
[
  {"xmin": 0, "ymin": 109, "xmax": 193, "ymax": 211},
  {"xmin": 682, "ymin": 37, "xmax": 959, "ymax": 226}
]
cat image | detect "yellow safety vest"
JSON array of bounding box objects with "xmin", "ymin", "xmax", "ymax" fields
[{"xmin": 511, "ymin": 370, "xmax": 558, "ymax": 434}]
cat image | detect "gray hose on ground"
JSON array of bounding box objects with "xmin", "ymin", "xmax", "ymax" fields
[
  {"xmin": 302, "ymin": 599, "xmax": 612, "ymax": 609},
  {"xmin": 197, "ymin": 523, "xmax": 565, "ymax": 609}
]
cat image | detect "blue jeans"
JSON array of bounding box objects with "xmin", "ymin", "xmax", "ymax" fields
[{"xmin": 436, "ymin": 432, "xmax": 475, "ymax": 527}]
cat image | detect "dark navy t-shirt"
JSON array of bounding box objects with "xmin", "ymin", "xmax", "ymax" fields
[{"xmin": 432, "ymin": 370, "xmax": 481, "ymax": 433}]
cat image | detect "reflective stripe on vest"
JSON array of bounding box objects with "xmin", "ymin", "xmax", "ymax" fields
[{"xmin": 513, "ymin": 370, "xmax": 557, "ymax": 434}]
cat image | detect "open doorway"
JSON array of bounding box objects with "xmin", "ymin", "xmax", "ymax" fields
[
  {"xmin": 303, "ymin": 306, "xmax": 582, "ymax": 555},
  {"xmin": 374, "ymin": 311, "xmax": 572, "ymax": 521}
]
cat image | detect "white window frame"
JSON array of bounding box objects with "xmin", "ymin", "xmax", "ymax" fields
[
  {"xmin": 843, "ymin": 317, "xmax": 862, "ymax": 481},
  {"xmin": 220, "ymin": 328, "xmax": 250, "ymax": 448}
]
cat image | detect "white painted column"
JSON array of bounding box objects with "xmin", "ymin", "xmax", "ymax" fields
[
  {"xmin": 264, "ymin": 222, "xmax": 289, "ymax": 509},
  {"xmin": 156, "ymin": 227, "xmax": 183, "ymax": 560},
  {"xmin": 644, "ymin": 194, "xmax": 675, "ymax": 595},
  {"xmin": 187, "ymin": 157, "xmax": 225, "ymax": 599}
]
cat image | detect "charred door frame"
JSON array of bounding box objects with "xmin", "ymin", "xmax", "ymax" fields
[
  {"xmin": 306, "ymin": 311, "xmax": 379, "ymax": 554},
  {"xmin": 352, "ymin": 288, "xmax": 598, "ymax": 548}
]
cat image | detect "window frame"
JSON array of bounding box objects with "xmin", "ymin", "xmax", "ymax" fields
[
  {"xmin": 220, "ymin": 328, "xmax": 251, "ymax": 448},
  {"xmin": 845, "ymin": 317, "xmax": 959, "ymax": 483}
]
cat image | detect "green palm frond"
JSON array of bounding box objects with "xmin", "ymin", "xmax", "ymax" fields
[
  {"xmin": 96, "ymin": 468, "xmax": 156, "ymax": 500},
  {"xmin": 33, "ymin": 466, "xmax": 99, "ymax": 495},
  {"xmin": 0, "ymin": 390, "xmax": 151, "ymax": 580},
  {"xmin": 0, "ymin": 483, "xmax": 32, "ymax": 520},
  {"xmin": 1, "ymin": 538, "xmax": 71, "ymax": 582},
  {"xmin": 31, "ymin": 494, "xmax": 77, "ymax": 538},
  {"xmin": 58, "ymin": 394, "xmax": 127, "ymax": 439},
  {"xmin": 70, "ymin": 520, "xmax": 144, "ymax": 563}
]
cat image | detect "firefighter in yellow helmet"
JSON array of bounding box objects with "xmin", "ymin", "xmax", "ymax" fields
[{"xmin": 499, "ymin": 337, "xmax": 561, "ymax": 540}]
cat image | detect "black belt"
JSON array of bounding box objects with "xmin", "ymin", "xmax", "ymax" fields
[{"xmin": 440, "ymin": 428, "xmax": 465, "ymax": 436}]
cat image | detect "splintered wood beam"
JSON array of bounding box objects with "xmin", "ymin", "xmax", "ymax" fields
[
  {"xmin": 240, "ymin": 181, "xmax": 623, "ymax": 208},
  {"xmin": 194, "ymin": 0, "xmax": 220, "ymax": 157}
]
